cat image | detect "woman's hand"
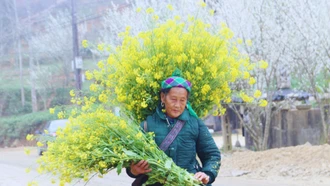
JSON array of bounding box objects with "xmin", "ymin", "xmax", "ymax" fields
[
  {"xmin": 194, "ymin": 172, "xmax": 210, "ymax": 184},
  {"xmin": 130, "ymin": 160, "xmax": 152, "ymax": 176}
]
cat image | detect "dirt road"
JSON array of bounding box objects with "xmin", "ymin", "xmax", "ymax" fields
[{"xmin": 0, "ymin": 146, "xmax": 328, "ymax": 186}]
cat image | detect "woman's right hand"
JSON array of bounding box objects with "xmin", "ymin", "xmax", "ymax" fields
[{"xmin": 130, "ymin": 160, "xmax": 152, "ymax": 176}]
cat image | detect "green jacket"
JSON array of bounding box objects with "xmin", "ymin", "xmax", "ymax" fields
[{"xmin": 142, "ymin": 107, "xmax": 221, "ymax": 185}]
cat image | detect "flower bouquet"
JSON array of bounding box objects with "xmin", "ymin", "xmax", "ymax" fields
[
  {"xmin": 87, "ymin": 17, "xmax": 254, "ymax": 123},
  {"xmin": 35, "ymin": 108, "xmax": 201, "ymax": 186}
]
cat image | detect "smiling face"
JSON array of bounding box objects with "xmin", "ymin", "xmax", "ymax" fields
[{"xmin": 161, "ymin": 87, "xmax": 188, "ymax": 118}]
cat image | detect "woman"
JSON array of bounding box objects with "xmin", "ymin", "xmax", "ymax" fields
[{"xmin": 127, "ymin": 75, "xmax": 221, "ymax": 186}]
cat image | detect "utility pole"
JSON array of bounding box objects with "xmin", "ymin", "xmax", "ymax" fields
[{"xmin": 71, "ymin": 0, "xmax": 82, "ymax": 90}]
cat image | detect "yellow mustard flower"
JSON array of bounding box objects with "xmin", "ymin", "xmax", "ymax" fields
[
  {"xmin": 154, "ymin": 72, "xmax": 162, "ymax": 80},
  {"xmin": 27, "ymin": 181, "xmax": 39, "ymax": 186},
  {"xmin": 25, "ymin": 168, "xmax": 31, "ymax": 173},
  {"xmin": 174, "ymin": 15, "xmax": 181, "ymax": 20},
  {"xmin": 136, "ymin": 7, "xmax": 142, "ymax": 13},
  {"xmin": 195, "ymin": 67, "xmax": 204, "ymax": 76},
  {"xmin": 136, "ymin": 132, "xmax": 143, "ymax": 138},
  {"xmin": 97, "ymin": 60, "xmax": 104, "ymax": 69},
  {"xmin": 59, "ymin": 180, "xmax": 66, "ymax": 186},
  {"xmin": 249, "ymin": 77, "xmax": 256, "ymax": 85},
  {"xmin": 237, "ymin": 38, "xmax": 243, "ymax": 44},
  {"xmin": 49, "ymin": 108, "xmax": 55, "ymax": 114},
  {"xmin": 136, "ymin": 77, "xmax": 145, "ymax": 84},
  {"xmin": 98, "ymin": 94, "xmax": 108, "ymax": 103},
  {"xmin": 254, "ymin": 90, "xmax": 262, "ymax": 98},
  {"xmin": 209, "ymin": 9, "xmax": 215, "ymax": 16},
  {"xmin": 26, "ymin": 134, "xmax": 34, "ymax": 141},
  {"xmin": 201, "ymin": 84, "xmax": 211, "ymax": 95},
  {"xmin": 51, "ymin": 179, "xmax": 56, "ymax": 184},
  {"xmin": 146, "ymin": 7, "xmax": 154, "ymax": 14},
  {"xmin": 152, "ymin": 15, "xmax": 159, "ymax": 21},
  {"xmin": 57, "ymin": 111, "xmax": 65, "ymax": 119},
  {"xmin": 198, "ymin": 1, "xmax": 207, "ymax": 7},
  {"xmin": 224, "ymin": 97, "xmax": 231, "ymax": 103},
  {"xmin": 167, "ymin": 4, "xmax": 174, "ymax": 11},
  {"xmin": 188, "ymin": 15, "xmax": 195, "ymax": 22},
  {"xmin": 89, "ymin": 84, "xmax": 98, "ymax": 92},
  {"xmin": 243, "ymin": 71, "xmax": 250, "ymax": 79},
  {"xmin": 82, "ymin": 40, "xmax": 88, "ymax": 48},
  {"xmin": 141, "ymin": 101, "xmax": 148, "ymax": 108},
  {"xmin": 231, "ymin": 68, "xmax": 238, "ymax": 78},
  {"xmin": 259, "ymin": 60, "xmax": 268, "ymax": 69},
  {"xmin": 212, "ymin": 109, "xmax": 219, "ymax": 116},
  {"xmin": 240, "ymin": 92, "xmax": 253, "ymax": 103},
  {"xmin": 97, "ymin": 43, "xmax": 104, "ymax": 51},
  {"xmin": 85, "ymin": 71, "xmax": 93, "ymax": 80},
  {"xmin": 98, "ymin": 161, "xmax": 107, "ymax": 168},
  {"xmin": 71, "ymin": 109, "xmax": 77, "ymax": 116},
  {"xmin": 37, "ymin": 142, "xmax": 44, "ymax": 147},
  {"xmin": 24, "ymin": 148, "xmax": 31, "ymax": 155},
  {"xmin": 259, "ymin": 99, "xmax": 268, "ymax": 107},
  {"xmin": 119, "ymin": 121, "xmax": 127, "ymax": 129},
  {"xmin": 246, "ymin": 39, "xmax": 252, "ymax": 46},
  {"xmin": 69, "ymin": 90, "xmax": 75, "ymax": 97}
]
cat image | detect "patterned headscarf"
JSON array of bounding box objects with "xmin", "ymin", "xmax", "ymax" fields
[
  {"xmin": 160, "ymin": 69, "xmax": 198, "ymax": 118},
  {"xmin": 161, "ymin": 76, "xmax": 192, "ymax": 93}
]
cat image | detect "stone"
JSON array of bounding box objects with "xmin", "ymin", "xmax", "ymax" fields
[{"xmin": 231, "ymin": 170, "xmax": 250, "ymax": 177}]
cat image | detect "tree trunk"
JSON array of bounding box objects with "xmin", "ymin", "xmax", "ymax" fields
[
  {"xmin": 46, "ymin": 92, "xmax": 56, "ymax": 109},
  {"xmin": 29, "ymin": 49, "xmax": 38, "ymax": 112},
  {"xmin": 43, "ymin": 96, "xmax": 47, "ymax": 111},
  {"xmin": 221, "ymin": 110, "xmax": 232, "ymax": 151},
  {"xmin": 261, "ymin": 103, "xmax": 272, "ymax": 150},
  {"xmin": 308, "ymin": 71, "xmax": 329, "ymax": 144},
  {"xmin": 0, "ymin": 94, "xmax": 8, "ymax": 116},
  {"xmin": 26, "ymin": 3, "xmax": 37, "ymax": 112},
  {"xmin": 13, "ymin": 0, "xmax": 25, "ymax": 106},
  {"xmin": 318, "ymin": 100, "xmax": 329, "ymax": 143},
  {"xmin": 230, "ymin": 105, "xmax": 261, "ymax": 150}
]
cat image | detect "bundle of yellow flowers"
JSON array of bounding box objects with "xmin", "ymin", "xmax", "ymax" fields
[
  {"xmin": 85, "ymin": 17, "xmax": 257, "ymax": 123},
  {"xmin": 34, "ymin": 107, "xmax": 201, "ymax": 186}
]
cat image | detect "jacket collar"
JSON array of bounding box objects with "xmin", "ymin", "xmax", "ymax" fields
[{"xmin": 156, "ymin": 105, "xmax": 190, "ymax": 121}]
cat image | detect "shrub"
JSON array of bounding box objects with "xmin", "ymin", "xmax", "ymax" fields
[{"xmin": 0, "ymin": 111, "xmax": 56, "ymax": 145}]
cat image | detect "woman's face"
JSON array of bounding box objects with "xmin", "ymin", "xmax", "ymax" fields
[{"xmin": 161, "ymin": 87, "xmax": 188, "ymax": 118}]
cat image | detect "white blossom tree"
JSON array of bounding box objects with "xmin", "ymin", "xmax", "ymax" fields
[
  {"xmin": 220, "ymin": 0, "xmax": 330, "ymax": 148},
  {"xmin": 100, "ymin": 0, "xmax": 222, "ymax": 52},
  {"xmin": 215, "ymin": 0, "xmax": 290, "ymax": 150},
  {"xmin": 274, "ymin": 0, "xmax": 330, "ymax": 142},
  {"xmin": 28, "ymin": 10, "xmax": 86, "ymax": 110},
  {"xmin": 30, "ymin": 11, "xmax": 73, "ymax": 86}
]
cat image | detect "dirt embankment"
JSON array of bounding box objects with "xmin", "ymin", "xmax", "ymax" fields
[{"xmin": 220, "ymin": 143, "xmax": 330, "ymax": 183}]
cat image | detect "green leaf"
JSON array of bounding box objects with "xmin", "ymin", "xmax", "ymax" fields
[
  {"xmin": 164, "ymin": 159, "xmax": 172, "ymax": 169},
  {"xmin": 123, "ymin": 149, "xmax": 138, "ymax": 157},
  {"xmin": 166, "ymin": 174, "xmax": 174, "ymax": 182},
  {"xmin": 116, "ymin": 161, "xmax": 123, "ymax": 175}
]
